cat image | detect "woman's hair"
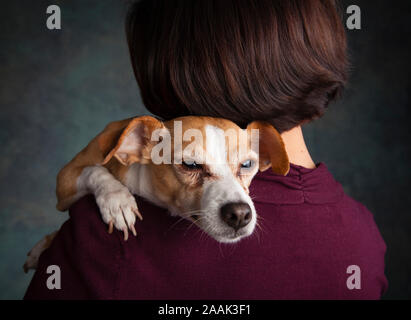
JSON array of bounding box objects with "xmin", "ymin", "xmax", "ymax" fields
[{"xmin": 126, "ymin": 0, "xmax": 348, "ymax": 133}]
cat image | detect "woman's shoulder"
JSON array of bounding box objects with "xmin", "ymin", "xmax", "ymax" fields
[{"xmin": 25, "ymin": 195, "xmax": 126, "ymax": 299}]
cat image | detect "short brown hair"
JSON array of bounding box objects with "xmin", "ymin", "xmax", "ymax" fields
[{"xmin": 126, "ymin": 0, "xmax": 348, "ymax": 133}]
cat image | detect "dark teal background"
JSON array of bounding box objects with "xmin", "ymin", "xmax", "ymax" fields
[{"xmin": 0, "ymin": 0, "xmax": 410, "ymax": 299}]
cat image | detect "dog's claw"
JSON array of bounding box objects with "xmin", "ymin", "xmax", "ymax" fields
[
  {"xmin": 108, "ymin": 221, "xmax": 114, "ymax": 234},
  {"xmin": 132, "ymin": 207, "xmax": 143, "ymax": 221},
  {"xmin": 123, "ymin": 228, "xmax": 129, "ymax": 241},
  {"xmin": 130, "ymin": 224, "xmax": 137, "ymax": 237}
]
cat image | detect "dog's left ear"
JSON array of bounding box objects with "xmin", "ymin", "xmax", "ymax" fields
[
  {"xmin": 102, "ymin": 116, "xmax": 165, "ymax": 166},
  {"xmin": 247, "ymin": 121, "xmax": 290, "ymax": 176}
]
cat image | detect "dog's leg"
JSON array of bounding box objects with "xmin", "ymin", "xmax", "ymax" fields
[
  {"xmin": 56, "ymin": 118, "xmax": 134, "ymax": 212},
  {"xmin": 23, "ymin": 165, "xmax": 142, "ymax": 273},
  {"xmin": 23, "ymin": 231, "xmax": 58, "ymax": 273},
  {"xmin": 55, "ymin": 116, "xmax": 163, "ymax": 239}
]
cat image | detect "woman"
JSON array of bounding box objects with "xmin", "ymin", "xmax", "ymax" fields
[{"xmin": 25, "ymin": 0, "xmax": 387, "ymax": 299}]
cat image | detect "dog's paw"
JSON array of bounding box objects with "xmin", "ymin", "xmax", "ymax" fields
[
  {"xmin": 23, "ymin": 231, "xmax": 58, "ymax": 273},
  {"xmin": 23, "ymin": 251, "xmax": 39, "ymax": 273},
  {"xmin": 23, "ymin": 239, "xmax": 47, "ymax": 273},
  {"xmin": 96, "ymin": 186, "xmax": 143, "ymax": 241}
]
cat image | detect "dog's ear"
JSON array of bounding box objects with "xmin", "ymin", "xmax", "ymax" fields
[
  {"xmin": 102, "ymin": 116, "xmax": 165, "ymax": 166},
  {"xmin": 247, "ymin": 121, "xmax": 290, "ymax": 176}
]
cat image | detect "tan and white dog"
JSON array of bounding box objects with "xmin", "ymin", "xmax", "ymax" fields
[{"xmin": 24, "ymin": 116, "xmax": 289, "ymax": 272}]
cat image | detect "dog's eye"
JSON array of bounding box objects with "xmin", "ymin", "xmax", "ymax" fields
[
  {"xmin": 182, "ymin": 160, "xmax": 202, "ymax": 170},
  {"xmin": 240, "ymin": 160, "xmax": 253, "ymax": 169}
]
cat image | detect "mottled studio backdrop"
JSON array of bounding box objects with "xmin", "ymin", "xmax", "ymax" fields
[{"xmin": 0, "ymin": 0, "xmax": 410, "ymax": 299}]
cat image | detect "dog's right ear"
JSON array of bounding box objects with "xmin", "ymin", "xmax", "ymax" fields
[{"xmin": 102, "ymin": 116, "xmax": 165, "ymax": 166}]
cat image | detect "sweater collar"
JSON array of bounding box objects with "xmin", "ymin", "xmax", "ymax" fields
[{"xmin": 250, "ymin": 163, "xmax": 344, "ymax": 205}]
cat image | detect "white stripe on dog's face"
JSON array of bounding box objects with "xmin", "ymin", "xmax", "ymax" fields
[
  {"xmin": 197, "ymin": 125, "xmax": 257, "ymax": 243},
  {"xmin": 205, "ymin": 125, "xmax": 231, "ymax": 175}
]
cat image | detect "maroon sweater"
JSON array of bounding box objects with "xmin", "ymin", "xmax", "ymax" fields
[{"xmin": 24, "ymin": 163, "xmax": 388, "ymax": 300}]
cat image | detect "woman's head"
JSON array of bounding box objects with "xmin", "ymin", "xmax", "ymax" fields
[{"xmin": 126, "ymin": 0, "xmax": 348, "ymax": 133}]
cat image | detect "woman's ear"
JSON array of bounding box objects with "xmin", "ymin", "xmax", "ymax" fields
[
  {"xmin": 247, "ymin": 121, "xmax": 290, "ymax": 176},
  {"xmin": 102, "ymin": 116, "xmax": 165, "ymax": 166}
]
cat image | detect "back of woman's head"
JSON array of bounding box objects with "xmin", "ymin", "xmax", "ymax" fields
[{"xmin": 126, "ymin": 0, "xmax": 348, "ymax": 133}]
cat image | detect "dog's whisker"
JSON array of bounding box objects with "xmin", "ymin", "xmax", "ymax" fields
[
  {"xmin": 196, "ymin": 228, "xmax": 208, "ymax": 242},
  {"xmin": 167, "ymin": 209, "xmax": 208, "ymax": 233},
  {"xmin": 180, "ymin": 209, "xmax": 208, "ymax": 215},
  {"xmin": 255, "ymin": 219, "xmax": 264, "ymax": 232},
  {"xmin": 255, "ymin": 223, "xmax": 263, "ymax": 241},
  {"xmin": 255, "ymin": 220, "xmax": 268, "ymax": 239},
  {"xmin": 255, "ymin": 216, "xmax": 268, "ymax": 233},
  {"xmin": 250, "ymin": 228, "xmax": 261, "ymax": 244},
  {"xmin": 256, "ymin": 214, "xmax": 266, "ymax": 222},
  {"xmin": 199, "ymin": 223, "xmax": 214, "ymax": 242},
  {"xmin": 179, "ymin": 210, "xmax": 208, "ymax": 219},
  {"xmin": 183, "ymin": 216, "xmax": 208, "ymax": 236},
  {"xmin": 218, "ymin": 241, "xmax": 225, "ymax": 258},
  {"xmin": 166, "ymin": 216, "xmax": 192, "ymax": 233}
]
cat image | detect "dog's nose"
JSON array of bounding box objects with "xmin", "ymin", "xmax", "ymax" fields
[{"xmin": 220, "ymin": 202, "xmax": 252, "ymax": 231}]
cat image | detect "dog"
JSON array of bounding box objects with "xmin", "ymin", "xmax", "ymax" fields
[{"xmin": 24, "ymin": 116, "xmax": 289, "ymax": 272}]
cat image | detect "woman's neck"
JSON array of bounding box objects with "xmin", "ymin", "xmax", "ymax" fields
[{"xmin": 281, "ymin": 126, "xmax": 316, "ymax": 169}]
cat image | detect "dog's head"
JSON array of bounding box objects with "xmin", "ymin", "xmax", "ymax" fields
[{"xmin": 104, "ymin": 116, "xmax": 289, "ymax": 243}]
